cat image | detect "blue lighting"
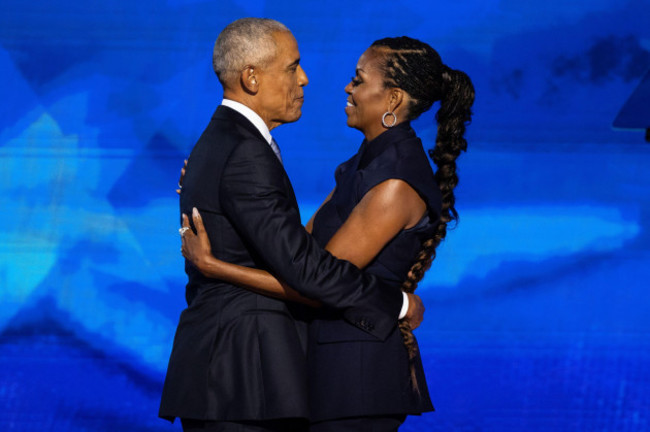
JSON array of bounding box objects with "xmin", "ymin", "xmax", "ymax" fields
[{"xmin": 1, "ymin": 1, "xmax": 649, "ymax": 430}]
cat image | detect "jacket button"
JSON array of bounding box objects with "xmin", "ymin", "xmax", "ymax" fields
[{"xmin": 358, "ymin": 319, "xmax": 373, "ymax": 331}]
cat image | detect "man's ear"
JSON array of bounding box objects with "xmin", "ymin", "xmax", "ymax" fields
[{"xmin": 241, "ymin": 66, "xmax": 259, "ymax": 94}]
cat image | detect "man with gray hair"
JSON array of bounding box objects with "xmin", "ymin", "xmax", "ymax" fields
[{"xmin": 159, "ymin": 18, "xmax": 422, "ymax": 432}]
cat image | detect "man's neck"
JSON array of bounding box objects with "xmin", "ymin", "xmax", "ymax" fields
[
  {"xmin": 221, "ymin": 98, "xmax": 273, "ymax": 144},
  {"xmin": 223, "ymin": 91, "xmax": 264, "ymax": 124},
  {"xmin": 222, "ymin": 90, "xmax": 282, "ymax": 131}
]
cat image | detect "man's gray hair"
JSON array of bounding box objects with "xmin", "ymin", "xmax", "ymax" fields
[{"xmin": 213, "ymin": 18, "xmax": 289, "ymax": 87}]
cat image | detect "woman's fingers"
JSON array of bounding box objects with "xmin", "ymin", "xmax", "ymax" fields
[
  {"xmin": 176, "ymin": 159, "xmax": 188, "ymax": 195},
  {"xmin": 179, "ymin": 159, "xmax": 187, "ymax": 183},
  {"xmin": 192, "ymin": 207, "xmax": 206, "ymax": 235},
  {"xmin": 180, "ymin": 214, "xmax": 193, "ymax": 259}
]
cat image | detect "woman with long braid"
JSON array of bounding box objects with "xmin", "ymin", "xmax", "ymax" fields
[{"xmin": 180, "ymin": 36, "xmax": 474, "ymax": 431}]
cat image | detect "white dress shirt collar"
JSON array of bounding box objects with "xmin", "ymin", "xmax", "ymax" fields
[{"xmin": 221, "ymin": 99, "xmax": 273, "ymax": 144}]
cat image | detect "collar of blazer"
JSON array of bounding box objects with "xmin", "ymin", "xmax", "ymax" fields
[{"xmin": 218, "ymin": 101, "xmax": 273, "ymax": 144}]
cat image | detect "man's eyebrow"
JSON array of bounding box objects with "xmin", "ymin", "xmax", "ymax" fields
[{"xmin": 287, "ymin": 58, "xmax": 301, "ymax": 68}]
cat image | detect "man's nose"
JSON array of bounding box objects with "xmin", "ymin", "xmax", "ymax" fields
[{"xmin": 297, "ymin": 65, "xmax": 309, "ymax": 87}]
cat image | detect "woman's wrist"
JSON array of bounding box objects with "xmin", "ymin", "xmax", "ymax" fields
[{"xmin": 194, "ymin": 252, "xmax": 221, "ymax": 278}]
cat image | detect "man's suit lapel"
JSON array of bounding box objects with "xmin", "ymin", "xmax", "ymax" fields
[
  {"xmin": 214, "ymin": 105, "xmax": 299, "ymax": 211},
  {"xmin": 214, "ymin": 105, "xmax": 267, "ymax": 143}
]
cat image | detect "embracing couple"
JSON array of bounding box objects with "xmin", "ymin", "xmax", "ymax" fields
[{"xmin": 159, "ymin": 17, "xmax": 474, "ymax": 432}]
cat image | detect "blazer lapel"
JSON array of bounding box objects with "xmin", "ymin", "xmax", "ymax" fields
[
  {"xmin": 214, "ymin": 105, "xmax": 268, "ymax": 143},
  {"xmin": 214, "ymin": 105, "xmax": 300, "ymax": 210}
]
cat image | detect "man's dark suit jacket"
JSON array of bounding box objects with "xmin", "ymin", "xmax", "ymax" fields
[{"xmin": 159, "ymin": 105, "xmax": 402, "ymax": 422}]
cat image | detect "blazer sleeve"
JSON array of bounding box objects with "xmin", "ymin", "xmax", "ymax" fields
[{"xmin": 220, "ymin": 138, "xmax": 402, "ymax": 340}]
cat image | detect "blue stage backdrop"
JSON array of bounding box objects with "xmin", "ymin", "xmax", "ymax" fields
[{"xmin": 1, "ymin": 1, "xmax": 649, "ymax": 431}]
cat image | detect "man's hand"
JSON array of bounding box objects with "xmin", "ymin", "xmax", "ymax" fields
[{"xmin": 404, "ymin": 293, "xmax": 425, "ymax": 330}]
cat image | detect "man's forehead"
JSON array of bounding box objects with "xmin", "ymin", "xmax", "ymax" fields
[
  {"xmin": 273, "ymin": 30, "xmax": 296, "ymax": 43},
  {"xmin": 273, "ymin": 31, "xmax": 299, "ymax": 54}
]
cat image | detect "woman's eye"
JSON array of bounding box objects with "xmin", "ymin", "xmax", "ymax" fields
[{"xmin": 351, "ymin": 77, "xmax": 362, "ymax": 86}]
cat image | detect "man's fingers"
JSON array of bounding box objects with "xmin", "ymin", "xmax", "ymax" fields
[
  {"xmin": 409, "ymin": 316, "xmax": 422, "ymax": 330},
  {"xmin": 405, "ymin": 293, "xmax": 425, "ymax": 330}
]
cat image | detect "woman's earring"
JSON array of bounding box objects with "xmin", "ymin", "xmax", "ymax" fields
[{"xmin": 382, "ymin": 111, "xmax": 397, "ymax": 128}]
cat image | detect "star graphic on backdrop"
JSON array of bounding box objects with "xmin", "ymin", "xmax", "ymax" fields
[{"xmin": 0, "ymin": 58, "xmax": 643, "ymax": 373}]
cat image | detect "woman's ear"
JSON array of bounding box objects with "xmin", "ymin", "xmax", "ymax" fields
[
  {"xmin": 388, "ymin": 88, "xmax": 406, "ymax": 113},
  {"xmin": 241, "ymin": 66, "xmax": 259, "ymax": 94}
]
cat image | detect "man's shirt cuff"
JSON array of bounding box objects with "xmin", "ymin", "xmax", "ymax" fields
[{"xmin": 398, "ymin": 291, "xmax": 409, "ymax": 320}]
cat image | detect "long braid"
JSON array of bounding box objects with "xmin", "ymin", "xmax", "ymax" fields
[{"xmin": 371, "ymin": 37, "xmax": 475, "ymax": 392}]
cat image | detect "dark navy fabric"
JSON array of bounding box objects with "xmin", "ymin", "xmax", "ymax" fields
[
  {"xmin": 309, "ymin": 122, "xmax": 440, "ymax": 421},
  {"xmin": 159, "ymin": 106, "xmax": 403, "ymax": 423}
]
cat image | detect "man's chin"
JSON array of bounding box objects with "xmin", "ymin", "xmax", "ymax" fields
[
  {"xmin": 270, "ymin": 110, "xmax": 303, "ymax": 128},
  {"xmin": 283, "ymin": 111, "xmax": 303, "ymax": 124}
]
